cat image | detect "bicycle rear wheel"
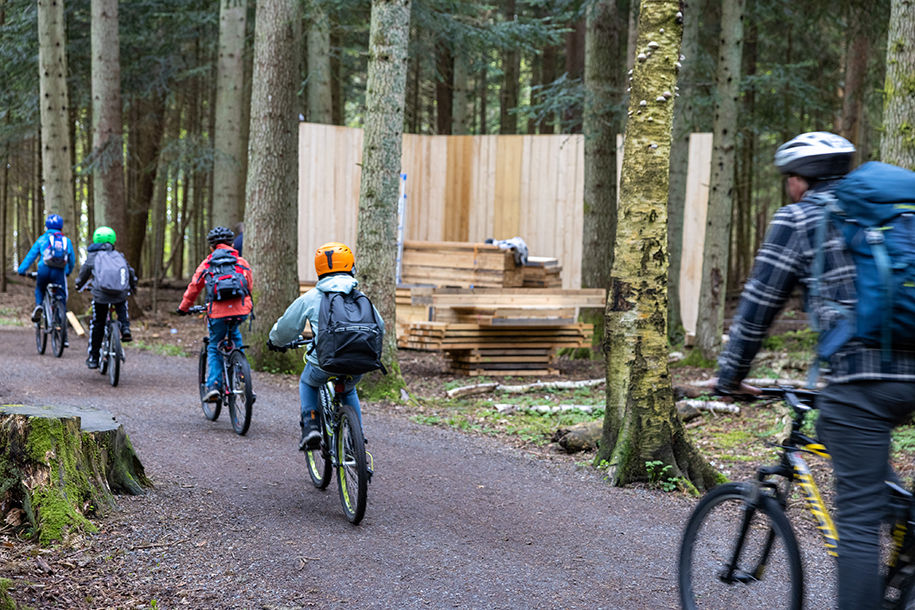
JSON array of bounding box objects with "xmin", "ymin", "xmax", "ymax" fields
[
  {"xmin": 198, "ymin": 346, "xmax": 220, "ymax": 420},
  {"xmin": 679, "ymin": 482, "xmax": 803, "ymax": 610},
  {"xmin": 335, "ymin": 403, "xmax": 367, "ymax": 525},
  {"xmin": 107, "ymin": 328, "xmax": 121, "ymax": 387},
  {"xmin": 51, "ymin": 301, "xmax": 66, "ymax": 358},
  {"xmin": 35, "ymin": 314, "xmax": 47, "ymax": 355},
  {"xmin": 227, "ymin": 351, "xmax": 253, "ymax": 435},
  {"xmin": 307, "ymin": 387, "xmax": 333, "ymax": 489}
]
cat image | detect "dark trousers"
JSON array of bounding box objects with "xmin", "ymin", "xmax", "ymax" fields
[
  {"xmin": 88, "ymin": 300, "xmax": 129, "ymax": 357},
  {"xmin": 816, "ymin": 380, "xmax": 915, "ymax": 610}
]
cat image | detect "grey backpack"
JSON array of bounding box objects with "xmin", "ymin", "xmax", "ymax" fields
[{"xmin": 94, "ymin": 250, "xmax": 130, "ymax": 296}]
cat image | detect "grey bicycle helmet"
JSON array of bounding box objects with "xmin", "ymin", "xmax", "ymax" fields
[
  {"xmin": 207, "ymin": 226, "xmax": 235, "ymax": 247},
  {"xmin": 774, "ymin": 132, "xmax": 855, "ymax": 180}
]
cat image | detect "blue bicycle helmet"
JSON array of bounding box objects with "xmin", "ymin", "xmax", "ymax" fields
[{"xmin": 45, "ymin": 214, "xmax": 63, "ymax": 230}]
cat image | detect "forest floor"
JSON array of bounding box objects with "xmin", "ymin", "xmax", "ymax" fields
[{"xmin": 0, "ymin": 273, "xmax": 911, "ymax": 608}]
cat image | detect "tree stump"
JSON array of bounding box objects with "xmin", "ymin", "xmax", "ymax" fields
[{"xmin": 0, "ymin": 405, "xmax": 150, "ymax": 545}]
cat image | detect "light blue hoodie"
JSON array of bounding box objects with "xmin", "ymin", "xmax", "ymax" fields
[{"xmin": 269, "ymin": 274, "xmax": 385, "ymax": 368}]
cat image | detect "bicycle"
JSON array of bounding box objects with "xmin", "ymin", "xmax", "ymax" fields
[
  {"xmin": 97, "ymin": 303, "xmax": 125, "ymax": 387},
  {"xmin": 26, "ymin": 271, "xmax": 67, "ymax": 358},
  {"xmin": 280, "ymin": 337, "xmax": 373, "ymax": 525},
  {"xmin": 190, "ymin": 305, "xmax": 254, "ymax": 435},
  {"xmin": 678, "ymin": 386, "xmax": 915, "ymax": 610}
]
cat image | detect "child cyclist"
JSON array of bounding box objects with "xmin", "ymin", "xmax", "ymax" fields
[
  {"xmin": 16, "ymin": 214, "xmax": 76, "ymax": 343},
  {"xmin": 177, "ymin": 226, "xmax": 253, "ymax": 402},
  {"xmin": 268, "ymin": 242, "xmax": 385, "ymax": 451},
  {"xmin": 75, "ymin": 226, "xmax": 138, "ymax": 369}
]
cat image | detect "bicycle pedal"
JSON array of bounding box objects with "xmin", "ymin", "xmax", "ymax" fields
[{"xmin": 366, "ymin": 451, "xmax": 374, "ymax": 482}]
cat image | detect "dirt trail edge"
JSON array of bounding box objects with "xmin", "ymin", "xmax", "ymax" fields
[{"xmin": 0, "ymin": 325, "xmax": 809, "ymax": 610}]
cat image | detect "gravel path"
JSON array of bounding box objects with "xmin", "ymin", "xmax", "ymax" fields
[{"xmin": 0, "ymin": 325, "xmax": 836, "ymax": 609}]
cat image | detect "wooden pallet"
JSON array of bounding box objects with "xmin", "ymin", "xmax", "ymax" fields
[
  {"xmin": 522, "ymin": 257, "xmax": 563, "ymax": 288},
  {"xmin": 400, "ymin": 241, "xmax": 523, "ymax": 288}
]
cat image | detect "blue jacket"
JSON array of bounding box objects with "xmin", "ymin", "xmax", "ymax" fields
[
  {"xmin": 269, "ymin": 274, "xmax": 385, "ymax": 369},
  {"xmin": 17, "ymin": 229, "xmax": 76, "ymax": 276}
]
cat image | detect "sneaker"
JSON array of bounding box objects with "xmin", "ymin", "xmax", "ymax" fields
[
  {"xmin": 86, "ymin": 355, "xmax": 99, "ymax": 369},
  {"xmin": 31, "ymin": 307, "xmax": 42, "ymax": 323},
  {"xmin": 121, "ymin": 329, "xmax": 132, "ymax": 343},
  {"xmin": 63, "ymin": 341, "xmax": 69, "ymax": 348},
  {"xmin": 299, "ymin": 427, "xmax": 321, "ymax": 451},
  {"xmin": 204, "ymin": 385, "xmax": 220, "ymax": 403}
]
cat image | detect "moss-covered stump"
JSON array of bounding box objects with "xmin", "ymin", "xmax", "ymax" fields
[{"xmin": 0, "ymin": 405, "xmax": 150, "ymax": 545}]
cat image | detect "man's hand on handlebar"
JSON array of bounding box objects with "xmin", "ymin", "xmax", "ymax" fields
[{"xmin": 176, "ymin": 308, "xmax": 189, "ymax": 316}]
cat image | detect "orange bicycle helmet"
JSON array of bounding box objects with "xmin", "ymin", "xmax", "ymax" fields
[{"xmin": 314, "ymin": 242, "xmax": 355, "ymax": 277}]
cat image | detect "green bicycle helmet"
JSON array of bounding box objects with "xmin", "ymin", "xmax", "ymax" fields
[{"xmin": 93, "ymin": 226, "xmax": 117, "ymax": 244}]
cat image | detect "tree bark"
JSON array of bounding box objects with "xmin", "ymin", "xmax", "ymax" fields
[
  {"xmin": 581, "ymin": 0, "xmax": 621, "ymax": 298},
  {"xmin": 124, "ymin": 94, "xmax": 166, "ymax": 273},
  {"xmin": 0, "ymin": 405, "xmax": 149, "ymax": 545},
  {"xmin": 594, "ymin": 0, "xmax": 719, "ymax": 491},
  {"xmin": 306, "ymin": 0, "xmax": 333, "ymax": 125},
  {"xmin": 881, "ymin": 0, "xmax": 915, "ymax": 170},
  {"xmin": 841, "ymin": 13, "xmax": 869, "ymax": 164},
  {"xmin": 245, "ymin": 0, "xmax": 301, "ymax": 371},
  {"xmin": 695, "ymin": 0, "xmax": 744, "ymax": 361},
  {"xmin": 212, "ymin": 0, "xmax": 248, "ymax": 229},
  {"xmin": 499, "ymin": 0, "xmax": 519, "ymax": 135},
  {"xmin": 452, "ymin": 48, "xmax": 469, "ymax": 135},
  {"xmin": 435, "ymin": 42, "xmax": 453, "ymax": 135},
  {"xmin": 91, "ymin": 0, "xmax": 127, "ymax": 244},
  {"xmin": 356, "ymin": 0, "xmax": 411, "ymax": 393},
  {"xmin": 666, "ymin": 0, "xmax": 703, "ymax": 341}
]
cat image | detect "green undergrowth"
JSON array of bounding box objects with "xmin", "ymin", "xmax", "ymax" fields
[
  {"xmin": 0, "ymin": 308, "xmax": 24, "ymax": 327},
  {"xmin": 130, "ymin": 341, "xmax": 189, "ymax": 357},
  {"xmin": 761, "ymin": 328, "xmax": 817, "ymax": 352},
  {"xmin": 669, "ymin": 349, "xmax": 716, "ymax": 369}
]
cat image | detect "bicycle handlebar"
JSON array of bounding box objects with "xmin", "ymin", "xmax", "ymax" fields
[
  {"xmin": 187, "ymin": 305, "xmax": 207, "ymax": 314},
  {"xmin": 281, "ymin": 337, "xmax": 309, "ymax": 350}
]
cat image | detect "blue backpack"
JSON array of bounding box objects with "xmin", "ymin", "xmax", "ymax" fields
[
  {"xmin": 42, "ymin": 231, "xmax": 69, "ymax": 269},
  {"xmin": 813, "ymin": 162, "xmax": 915, "ymax": 362}
]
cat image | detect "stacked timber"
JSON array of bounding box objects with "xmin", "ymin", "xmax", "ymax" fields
[
  {"xmin": 398, "ymin": 287, "xmax": 602, "ymax": 376},
  {"xmin": 522, "ymin": 257, "xmax": 562, "ymax": 288},
  {"xmin": 400, "ymin": 241, "xmax": 523, "ymax": 288}
]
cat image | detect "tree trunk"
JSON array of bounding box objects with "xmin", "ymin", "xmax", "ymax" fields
[
  {"xmin": 841, "ymin": 22, "xmax": 868, "ymax": 165},
  {"xmin": 330, "ymin": 27, "xmax": 344, "ymax": 126},
  {"xmin": 0, "ymin": 405, "xmax": 149, "ymax": 545},
  {"xmin": 581, "ymin": 0, "xmax": 621, "ymax": 303},
  {"xmin": 666, "ymin": 0, "xmax": 703, "ymax": 341},
  {"xmin": 355, "ymin": 0, "xmax": 411, "ymax": 393},
  {"xmin": 212, "ymin": 0, "xmax": 248, "ymax": 229},
  {"xmin": 499, "ymin": 0, "xmax": 519, "ymax": 135},
  {"xmin": 91, "ymin": 0, "xmax": 127, "ymax": 245},
  {"xmin": 695, "ymin": 0, "xmax": 744, "ymax": 361},
  {"xmin": 565, "ymin": 18, "xmax": 585, "ymax": 133},
  {"xmin": 881, "ymin": 0, "xmax": 915, "ymax": 170},
  {"xmin": 245, "ymin": 0, "xmax": 301, "ymax": 371},
  {"xmin": 452, "ymin": 48, "xmax": 469, "ymax": 135},
  {"xmin": 594, "ymin": 0, "xmax": 719, "ymax": 492},
  {"xmin": 306, "ymin": 0, "xmax": 333, "ymax": 125},
  {"xmin": 436, "ymin": 43, "xmax": 454, "ymax": 135},
  {"xmin": 125, "ymin": 94, "xmax": 166, "ymax": 273}
]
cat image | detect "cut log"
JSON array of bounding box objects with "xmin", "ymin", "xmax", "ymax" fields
[
  {"xmin": 553, "ymin": 420, "xmax": 601, "ymax": 453},
  {"xmin": 0, "ymin": 404, "xmax": 150, "ymax": 544}
]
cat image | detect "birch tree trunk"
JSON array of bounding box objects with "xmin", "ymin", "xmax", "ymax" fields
[
  {"xmin": 306, "ymin": 0, "xmax": 333, "ymax": 125},
  {"xmin": 212, "ymin": 0, "xmax": 248, "ymax": 228},
  {"xmin": 581, "ymin": 0, "xmax": 620, "ymax": 299},
  {"xmin": 356, "ymin": 0, "xmax": 411, "ymax": 392},
  {"xmin": 91, "ymin": 0, "xmax": 127, "ymax": 244},
  {"xmin": 695, "ymin": 0, "xmax": 744, "ymax": 360},
  {"xmin": 245, "ymin": 0, "xmax": 301, "ymax": 370},
  {"xmin": 666, "ymin": 0, "xmax": 703, "ymax": 340},
  {"xmin": 595, "ymin": 0, "xmax": 718, "ymax": 491},
  {"xmin": 882, "ymin": 0, "xmax": 915, "ymax": 170}
]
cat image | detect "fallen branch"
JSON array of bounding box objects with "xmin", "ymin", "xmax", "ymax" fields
[
  {"xmin": 676, "ymin": 400, "xmax": 740, "ymax": 422},
  {"xmin": 446, "ymin": 378, "xmax": 605, "ymax": 399},
  {"xmin": 689, "ymin": 378, "xmax": 822, "ymax": 389},
  {"xmin": 494, "ymin": 404, "xmax": 596, "ymax": 415}
]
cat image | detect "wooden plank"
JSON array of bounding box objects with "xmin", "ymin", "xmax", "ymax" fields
[
  {"xmin": 679, "ymin": 132, "xmax": 714, "ymax": 339},
  {"xmin": 453, "ymin": 368, "xmax": 560, "ymax": 377},
  {"xmin": 493, "ymin": 136, "xmax": 524, "ymax": 239}
]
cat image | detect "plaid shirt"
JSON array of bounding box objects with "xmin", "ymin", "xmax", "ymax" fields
[{"xmin": 717, "ymin": 183, "xmax": 915, "ymax": 391}]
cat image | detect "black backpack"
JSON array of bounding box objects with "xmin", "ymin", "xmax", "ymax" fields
[
  {"xmin": 315, "ymin": 289, "xmax": 385, "ymax": 375},
  {"xmin": 204, "ymin": 249, "xmax": 250, "ymax": 303}
]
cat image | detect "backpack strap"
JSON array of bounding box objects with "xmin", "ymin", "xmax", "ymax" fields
[{"xmin": 865, "ymin": 228, "xmax": 894, "ymax": 363}]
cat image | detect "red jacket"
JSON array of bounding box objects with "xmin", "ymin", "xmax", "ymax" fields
[{"xmin": 180, "ymin": 244, "xmax": 254, "ymax": 318}]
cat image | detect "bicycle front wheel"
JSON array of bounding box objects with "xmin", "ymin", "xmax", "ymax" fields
[
  {"xmin": 35, "ymin": 314, "xmax": 47, "ymax": 355},
  {"xmin": 51, "ymin": 301, "xmax": 66, "ymax": 358},
  {"xmin": 307, "ymin": 387, "xmax": 333, "ymax": 489},
  {"xmin": 107, "ymin": 328, "xmax": 121, "ymax": 387},
  {"xmin": 227, "ymin": 351, "xmax": 253, "ymax": 436},
  {"xmin": 679, "ymin": 482, "xmax": 803, "ymax": 610},
  {"xmin": 335, "ymin": 403, "xmax": 367, "ymax": 525},
  {"xmin": 198, "ymin": 346, "xmax": 220, "ymax": 421}
]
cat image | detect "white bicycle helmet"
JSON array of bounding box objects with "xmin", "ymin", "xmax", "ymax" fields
[{"xmin": 774, "ymin": 132, "xmax": 855, "ymax": 180}]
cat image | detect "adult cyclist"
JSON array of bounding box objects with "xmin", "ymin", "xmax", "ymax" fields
[{"xmin": 715, "ymin": 132, "xmax": 915, "ymax": 610}]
